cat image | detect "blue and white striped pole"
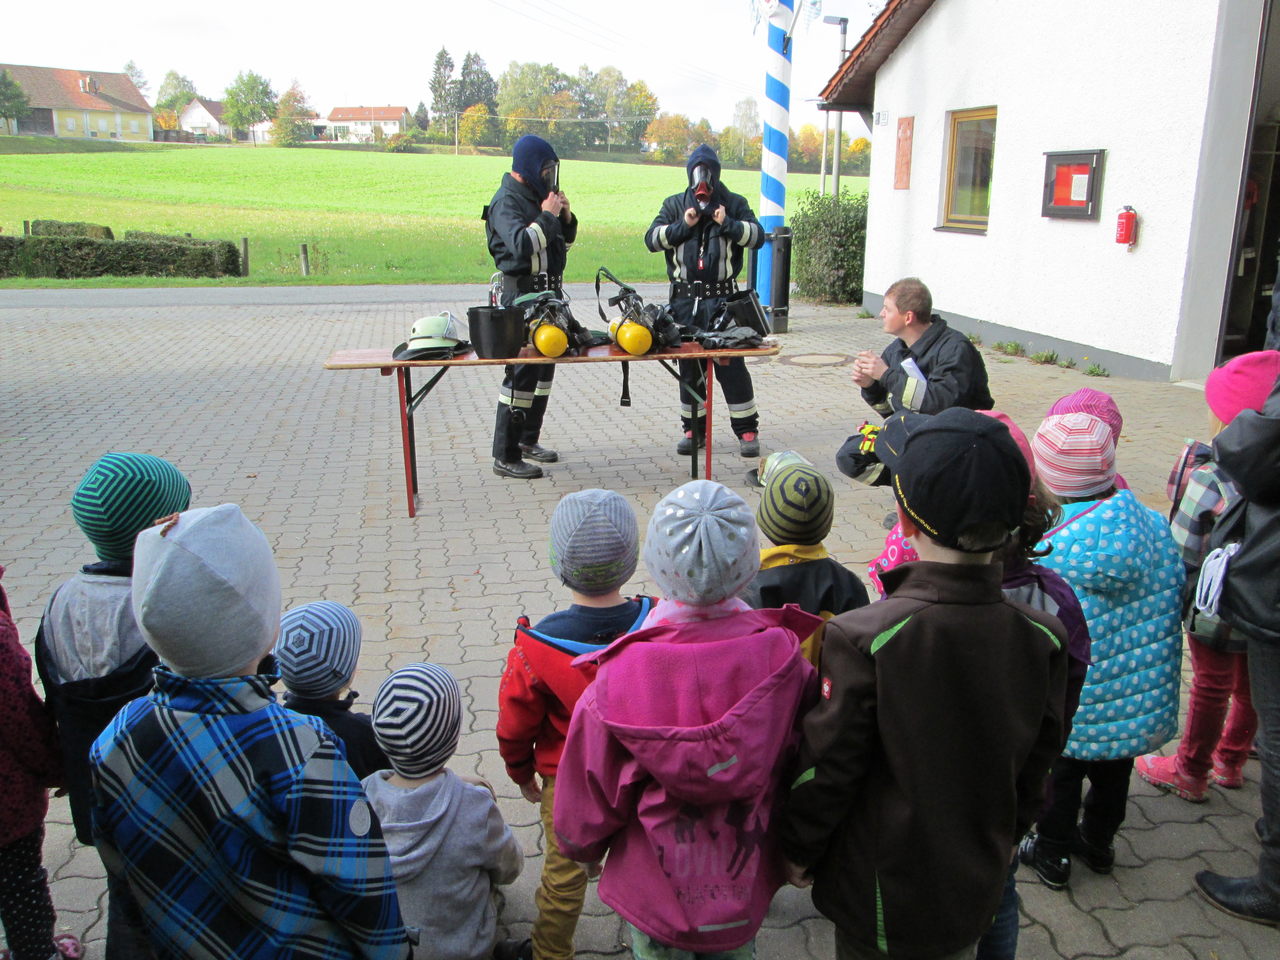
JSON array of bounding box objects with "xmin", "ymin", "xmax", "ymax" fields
[{"xmin": 757, "ymin": 0, "xmax": 794, "ymax": 309}]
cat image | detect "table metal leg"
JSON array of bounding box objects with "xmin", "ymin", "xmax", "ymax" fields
[
  {"xmin": 396, "ymin": 368, "xmax": 417, "ymax": 518},
  {"xmin": 704, "ymin": 357, "xmax": 714, "ymax": 481}
]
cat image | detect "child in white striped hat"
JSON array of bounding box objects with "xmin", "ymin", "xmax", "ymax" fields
[{"xmin": 365, "ymin": 663, "xmax": 524, "ymax": 960}]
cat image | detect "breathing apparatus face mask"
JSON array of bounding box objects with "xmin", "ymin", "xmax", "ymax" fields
[
  {"xmin": 692, "ymin": 164, "xmax": 715, "ymax": 208},
  {"xmin": 542, "ymin": 160, "xmax": 560, "ymax": 196}
]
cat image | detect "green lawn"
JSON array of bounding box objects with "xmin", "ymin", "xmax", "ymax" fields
[{"xmin": 0, "ymin": 141, "xmax": 867, "ymax": 286}]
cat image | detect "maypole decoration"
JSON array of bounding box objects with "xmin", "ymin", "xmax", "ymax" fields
[{"xmin": 756, "ymin": 0, "xmax": 799, "ymax": 310}]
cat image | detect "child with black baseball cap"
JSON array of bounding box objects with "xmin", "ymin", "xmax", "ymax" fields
[{"xmin": 780, "ymin": 407, "xmax": 1069, "ymax": 960}]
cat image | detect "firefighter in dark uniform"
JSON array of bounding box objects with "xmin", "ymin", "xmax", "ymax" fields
[
  {"xmin": 485, "ymin": 134, "xmax": 576, "ymax": 479},
  {"xmin": 645, "ymin": 144, "xmax": 766, "ymax": 457}
]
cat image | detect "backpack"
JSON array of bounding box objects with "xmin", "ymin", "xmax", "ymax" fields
[
  {"xmin": 1186, "ymin": 490, "xmax": 1246, "ymax": 650},
  {"xmin": 1209, "ymin": 494, "xmax": 1280, "ymax": 645}
]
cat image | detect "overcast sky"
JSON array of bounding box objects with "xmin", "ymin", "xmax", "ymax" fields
[{"xmin": 6, "ymin": 0, "xmax": 877, "ymax": 138}]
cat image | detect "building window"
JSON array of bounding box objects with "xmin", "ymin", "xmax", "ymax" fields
[
  {"xmin": 98, "ymin": 117, "xmax": 108, "ymax": 132},
  {"xmin": 66, "ymin": 117, "xmax": 76, "ymax": 131},
  {"xmin": 942, "ymin": 106, "xmax": 997, "ymax": 232},
  {"xmin": 130, "ymin": 119, "xmax": 139, "ymax": 133}
]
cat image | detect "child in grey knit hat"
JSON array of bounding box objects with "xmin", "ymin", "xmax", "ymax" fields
[
  {"xmin": 552, "ymin": 481, "xmax": 821, "ymax": 957},
  {"xmin": 497, "ymin": 488, "xmax": 651, "ymax": 960}
]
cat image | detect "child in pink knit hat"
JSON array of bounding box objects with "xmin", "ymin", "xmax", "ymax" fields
[
  {"xmin": 1136, "ymin": 349, "xmax": 1280, "ymax": 802},
  {"xmin": 1046, "ymin": 388, "xmax": 1129, "ymax": 490}
]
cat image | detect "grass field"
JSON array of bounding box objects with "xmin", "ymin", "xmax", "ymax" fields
[{"xmin": 0, "ymin": 140, "xmax": 867, "ymax": 286}]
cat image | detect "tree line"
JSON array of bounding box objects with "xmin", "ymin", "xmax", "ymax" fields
[{"xmin": 0, "ymin": 58, "xmax": 869, "ymax": 172}]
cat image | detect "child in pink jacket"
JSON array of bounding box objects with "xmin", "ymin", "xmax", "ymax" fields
[{"xmin": 554, "ymin": 480, "xmax": 819, "ymax": 960}]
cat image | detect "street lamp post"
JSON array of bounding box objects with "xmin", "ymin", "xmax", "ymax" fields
[{"xmin": 823, "ymin": 15, "xmax": 849, "ymax": 198}]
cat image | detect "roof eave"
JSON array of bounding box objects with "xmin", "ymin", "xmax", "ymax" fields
[{"xmin": 820, "ymin": 0, "xmax": 939, "ymax": 109}]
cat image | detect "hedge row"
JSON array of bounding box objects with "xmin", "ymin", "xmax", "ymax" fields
[
  {"xmin": 790, "ymin": 189, "xmax": 869, "ymax": 304},
  {"xmin": 30, "ymin": 219, "xmax": 115, "ymax": 240},
  {"xmin": 0, "ymin": 235, "xmax": 236, "ymax": 279},
  {"xmin": 123, "ymin": 231, "xmax": 240, "ymax": 276}
]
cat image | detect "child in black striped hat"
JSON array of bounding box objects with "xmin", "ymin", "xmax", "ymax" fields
[
  {"xmin": 366, "ymin": 662, "xmax": 523, "ymax": 960},
  {"xmin": 744, "ymin": 461, "xmax": 869, "ymax": 665}
]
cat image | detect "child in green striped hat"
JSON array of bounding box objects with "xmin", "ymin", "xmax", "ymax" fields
[
  {"xmin": 34, "ymin": 452, "xmax": 190, "ymax": 956},
  {"xmin": 743, "ymin": 460, "xmax": 869, "ymax": 666}
]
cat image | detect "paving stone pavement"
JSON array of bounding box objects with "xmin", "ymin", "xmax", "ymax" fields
[{"xmin": 0, "ymin": 283, "xmax": 1272, "ymax": 958}]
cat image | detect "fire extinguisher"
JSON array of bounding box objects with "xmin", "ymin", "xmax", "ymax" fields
[{"xmin": 1115, "ymin": 206, "xmax": 1138, "ymax": 246}]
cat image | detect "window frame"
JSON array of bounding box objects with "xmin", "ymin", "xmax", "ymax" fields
[
  {"xmin": 1041, "ymin": 149, "xmax": 1106, "ymax": 219},
  {"xmin": 941, "ymin": 106, "xmax": 998, "ymax": 233}
]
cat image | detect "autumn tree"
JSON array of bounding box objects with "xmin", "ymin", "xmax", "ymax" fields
[
  {"xmin": 271, "ymin": 82, "xmax": 313, "ymax": 147},
  {"xmin": 644, "ymin": 113, "xmax": 694, "ymax": 164},
  {"xmin": 796, "ymin": 124, "xmax": 823, "ymax": 168},
  {"xmin": 458, "ymin": 103, "xmax": 496, "ymax": 147},
  {"xmin": 153, "ymin": 109, "xmax": 179, "ymax": 131},
  {"xmin": 845, "ymin": 136, "xmax": 872, "ymax": 175}
]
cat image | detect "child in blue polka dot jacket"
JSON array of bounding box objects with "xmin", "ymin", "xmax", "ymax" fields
[{"xmin": 1017, "ymin": 411, "xmax": 1184, "ymax": 890}]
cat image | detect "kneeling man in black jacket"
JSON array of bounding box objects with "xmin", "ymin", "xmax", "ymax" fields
[{"xmin": 853, "ymin": 277, "xmax": 992, "ymax": 417}]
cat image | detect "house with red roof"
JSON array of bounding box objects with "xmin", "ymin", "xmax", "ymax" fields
[
  {"xmin": 819, "ymin": 0, "xmax": 1279, "ymax": 380},
  {"xmin": 319, "ymin": 106, "xmax": 412, "ymax": 142},
  {"xmin": 179, "ymin": 97, "xmax": 231, "ymax": 139},
  {"xmin": 0, "ymin": 63, "xmax": 151, "ymax": 142}
]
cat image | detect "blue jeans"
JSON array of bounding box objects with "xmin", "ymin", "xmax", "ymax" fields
[
  {"xmin": 1247, "ymin": 636, "xmax": 1280, "ymax": 902},
  {"xmin": 974, "ymin": 858, "xmax": 1019, "ymax": 960}
]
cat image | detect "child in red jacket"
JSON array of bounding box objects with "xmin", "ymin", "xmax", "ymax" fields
[
  {"xmin": 496, "ymin": 490, "xmax": 650, "ymax": 960},
  {"xmin": 0, "ymin": 565, "xmax": 82, "ymax": 960}
]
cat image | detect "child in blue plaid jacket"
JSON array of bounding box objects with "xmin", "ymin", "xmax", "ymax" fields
[{"xmin": 90, "ymin": 504, "xmax": 411, "ymax": 960}]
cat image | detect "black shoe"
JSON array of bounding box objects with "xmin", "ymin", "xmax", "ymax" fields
[
  {"xmin": 1019, "ymin": 833, "xmax": 1070, "ymax": 890},
  {"xmin": 738, "ymin": 433, "xmax": 760, "ymax": 458},
  {"xmin": 1195, "ymin": 871, "xmax": 1280, "ymax": 926},
  {"xmin": 1072, "ymin": 824, "xmax": 1115, "ymax": 875},
  {"xmin": 518, "ymin": 443, "xmax": 559, "ymax": 463},
  {"xmin": 492, "ymin": 938, "xmax": 533, "ymax": 960},
  {"xmin": 676, "ymin": 432, "xmax": 705, "ymax": 456},
  {"xmin": 492, "ymin": 459, "xmax": 543, "ymax": 479}
]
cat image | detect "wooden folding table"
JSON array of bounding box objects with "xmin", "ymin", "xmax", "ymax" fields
[{"xmin": 324, "ymin": 341, "xmax": 780, "ymax": 517}]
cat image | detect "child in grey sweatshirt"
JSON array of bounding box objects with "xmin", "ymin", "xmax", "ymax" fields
[{"xmin": 365, "ymin": 663, "xmax": 523, "ymax": 960}]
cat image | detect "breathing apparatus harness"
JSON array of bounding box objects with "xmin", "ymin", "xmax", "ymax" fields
[
  {"xmin": 595, "ymin": 266, "xmax": 684, "ymax": 406},
  {"xmin": 517, "ymin": 291, "xmax": 596, "ymax": 359}
]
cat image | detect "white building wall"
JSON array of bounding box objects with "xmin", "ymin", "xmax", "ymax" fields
[{"xmin": 862, "ymin": 0, "xmax": 1246, "ymax": 376}]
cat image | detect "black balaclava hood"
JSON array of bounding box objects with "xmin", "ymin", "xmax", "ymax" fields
[
  {"xmin": 512, "ymin": 135, "xmax": 560, "ymax": 201},
  {"xmin": 687, "ymin": 144, "xmax": 722, "ymax": 207}
]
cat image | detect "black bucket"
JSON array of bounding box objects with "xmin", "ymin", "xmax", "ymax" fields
[{"xmin": 468, "ymin": 306, "xmax": 527, "ymax": 359}]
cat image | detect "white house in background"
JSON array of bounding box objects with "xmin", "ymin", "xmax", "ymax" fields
[
  {"xmin": 820, "ymin": 0, "xmax": 1278, "ymax": 380},
  {"xmin": 179, "ymin": 97, "xmax": 230, "ymax": 139},
  {"xmin": 320, "ymin": 106, "xmax": 412, "ymax": 142}
]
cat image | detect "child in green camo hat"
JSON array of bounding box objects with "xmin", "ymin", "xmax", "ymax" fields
[{"xmin": 33, "ymin": 452, "xmax": 190, "ymax": 956}]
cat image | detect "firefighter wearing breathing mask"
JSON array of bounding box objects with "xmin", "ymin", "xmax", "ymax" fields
[
  {"xmin": 645, "ymin": 144, "xmax": 766, "ymax": 458},
  {"xmin": 483, "ymin": 134, "xmax": 577, "ymax": 479}
]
